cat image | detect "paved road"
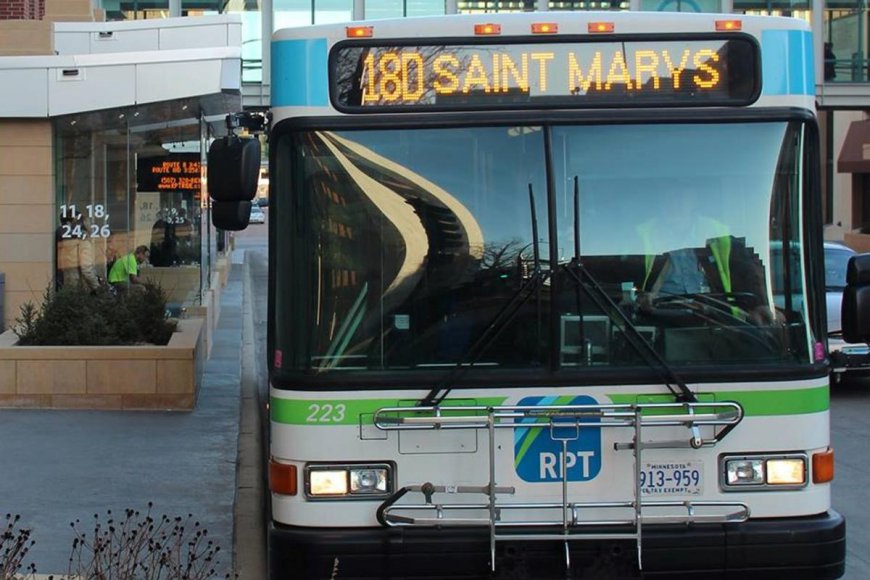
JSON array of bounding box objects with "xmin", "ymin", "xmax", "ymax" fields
[
  {"xmin": 232, "ymin": 213, "xmax": 269, "ymax": 579},
  {"xmin": 831, "ymin": 377, "xmax": 870, "ymax": 579}
]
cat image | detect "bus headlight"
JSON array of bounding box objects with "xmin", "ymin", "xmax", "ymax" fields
[
  {"xmin": 350, "ymin": 468, "xmax": 389, "ymax": 494},
  {"xmin": 721, "ymin": 454, "xmax": 807, "ymax": 490},
  {"xmin": 309, "ymin": 469, "xmax": 349, "ymax": 496},
  {"xmin": 305, "ymin": 463, "xmax": 393, "ymax": 499},
  {"xmin": 766, "ymin": 458, "xmax": 805, "ymax": 485},
  {"xmin": 725, "ymin": 459, "xmax": 764, "ymax": 485}
]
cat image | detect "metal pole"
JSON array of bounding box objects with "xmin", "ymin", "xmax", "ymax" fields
[
  {"xmin": 263, "ymin": 0, "xmax": 273, "ymax": 101},
  {"xmin": 811, "ymin": 0, "xmax": 825, "ymax": 87}
]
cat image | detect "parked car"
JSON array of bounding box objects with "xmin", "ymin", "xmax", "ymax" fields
[
  {"xmin": 256, "ymin": 197, "xmax": 269, "ymax": 207},
  {"xmin": 825, "ymin": 242, "xmax": 870, "ymax": 382},
  {"xmin": 249, "ymin": 204, "xmax": 266, "ymax": 224}
]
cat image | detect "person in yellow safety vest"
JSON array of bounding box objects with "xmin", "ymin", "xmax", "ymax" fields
[
  {"xmin": 637, "ymin": 215, "xmax": 733, "ymax": 295},
  {"xmin": 635, "ymin": 204, "xmax": 771, "ymax": 324},
  {"xmin": 108, "ymin": 245, "xmax": 150, "ymax": 292}
]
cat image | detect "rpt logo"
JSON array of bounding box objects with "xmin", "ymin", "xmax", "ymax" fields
[{"xmin": 514, "ymin": 396, "xmax": 602, "ymax": 483}]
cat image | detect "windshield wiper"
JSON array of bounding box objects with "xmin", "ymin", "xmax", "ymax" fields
[
  {"xmin": 564, "ymin": 177, "xmax": 696, "ymax": 403},
  {"xmin": 418, "ymin": 185, "xmax": 546, "ymax": 407}
]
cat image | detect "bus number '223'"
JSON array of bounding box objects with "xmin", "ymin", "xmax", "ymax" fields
[
  {"xmin": 361, "ymin": 47, "xmax": 721, "ymax": 102},
  {"xmin": 306, "ymin": 403, "xmax": 347, "ymax": 423}
]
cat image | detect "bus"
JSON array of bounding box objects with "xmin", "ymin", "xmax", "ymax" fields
[{"xmin": 207, "ymin": 10, "xmax": 863, "ymax": 579}]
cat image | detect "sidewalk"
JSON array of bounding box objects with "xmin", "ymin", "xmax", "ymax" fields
[{"xmin": 0, "ymin": 252, "xmax": 247, "ymax": 578}]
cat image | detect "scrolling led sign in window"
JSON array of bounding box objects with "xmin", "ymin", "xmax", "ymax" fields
[
  {"xmin": 332, "ymin": 37, "xmax": 759, "ymax": 110},
  {"xmin": 137, "ymin": 153, "xmax": 202, "ymax": 193}
]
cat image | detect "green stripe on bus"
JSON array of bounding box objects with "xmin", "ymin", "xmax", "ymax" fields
[
  {"xmin": 271, "ymin": 386, "xmax": 828, "ymax": 426},
  {"xmin": 607, "ymin": 386, "xmax": 830, "ymax": 415},
  {"xmin": 270, "ymin": 396, "xmax": 507, "ymax": 425}
]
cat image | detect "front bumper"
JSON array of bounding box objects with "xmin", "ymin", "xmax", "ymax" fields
[{"xmin": 268, "ymin": 510, "xmax": 845, "ymax": 579}]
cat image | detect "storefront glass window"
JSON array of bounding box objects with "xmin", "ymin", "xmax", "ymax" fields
[
  {"xmin": 55, "ymin": 104, "xmax": 211, "ymax": 318},
  {"xmin": 823, "ymin": 1, "xmax": 869, "ymax": 82},
  {"xmin": 223, "ymin": 1, "xmax": 264, "ymax": 83},
  {"xmin": 734, "ymin": 0, "xmax": 811, "ymax": 9},
  {"xmin": 274, "ymin": 0, "xmax": 314, "ymax": 28},
  {"xmin": 367, "ymin": 0, "xmax": 405, "ymax": 18},
  {"xmin": 547, "ymin": 1, "xmax": 627, "ymax": 9},
  {"xmin": 639, "ymin": 0, "xmax": 720, "ymax": 11},
  {"xmin": 457, "ymin": 0, "xmax": 534, "ymax": 11},
  {"xmin": 314, "ymin": 0, "xmax": 353, "ymax": 24},
  {"xmin": 105, "ymin": 0, "xmax": 170, "ymax": 20},
  {"xmin": 406, "ymin": 0, "xmax": 446, "ymax": 16}
]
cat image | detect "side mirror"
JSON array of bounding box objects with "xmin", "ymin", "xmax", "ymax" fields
[
  {"xmin": 207, "ymin": 136, "xmax": 260, "ymax": 202},
  {"xmin": 842, "ymin": 254, "xmax": 870, "ymax": 343},
  {"xmin": 207, "ymin": 136, "xmax": 260, "ymax": 232},
  {"xmin": 212, "ymin": 200, "xmax": 252, "ymax": 231}
]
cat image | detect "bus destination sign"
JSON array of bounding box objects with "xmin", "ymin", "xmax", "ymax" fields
[{"xmin": 332, "ymin": 37, "xmax": 758, "ymax": 110}]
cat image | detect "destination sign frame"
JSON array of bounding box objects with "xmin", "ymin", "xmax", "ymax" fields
[{"xmin": 331, "ymin": 34, "xmax": 761, "ymax": 112}]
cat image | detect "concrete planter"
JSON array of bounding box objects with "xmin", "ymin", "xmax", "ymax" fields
[{"xmin": 0, "ymin": 318, "xmax": 204, "ymax": 410}]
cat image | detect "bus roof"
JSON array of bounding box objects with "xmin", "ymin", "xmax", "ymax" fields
[{"xmin": 273, "ymin": 11, "xmax": 810, "ymax": 42}]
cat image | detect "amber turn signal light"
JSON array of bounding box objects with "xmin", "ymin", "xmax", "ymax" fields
[
  {"xmin": 812, "ymin": 448, "xmax": 835, "ymax": 483},
  {"xmin": 269, "ymin": 459, "xmax": 298, "ymax": 495}
]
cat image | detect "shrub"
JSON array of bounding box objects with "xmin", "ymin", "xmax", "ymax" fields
[
  {"xmin": 67, "ymin": 505, "xmax": 228, "ymax": 580},
  {"xmin": 1, "ymin": 513, "xmax": 37, "ymax": 579},
  {"xmin": 13, "ymin": 282, "xmax": 177, "ymax": 347},
  {"xmin": 122, "ymin": 283, "xmax": 178, "ymax": 346}
]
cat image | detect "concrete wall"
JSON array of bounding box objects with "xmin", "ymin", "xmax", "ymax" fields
[
  {"xmin": 0, "ymin": 120, "xmax": 54, "ymax": 331},
  {"xmin": 0, "ymin": 317, "xmax": 203, "ymax": 410},
  {"xmin": 0, "ymin": 19, "xmax": 52, "ymax": 55},
  {"xmin": 44, "ymin": 0, "xmax": 94, "ymax": 22}
]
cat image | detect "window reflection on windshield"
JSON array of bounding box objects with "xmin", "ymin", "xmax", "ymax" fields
[{"xmin": 273, "ymin": 122, "xmax": 813, "ymax": 374}]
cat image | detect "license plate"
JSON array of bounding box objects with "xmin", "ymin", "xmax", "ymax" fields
[{"xmin": 639, "ymin": 461, "xmax": 703, "ymax": 496}]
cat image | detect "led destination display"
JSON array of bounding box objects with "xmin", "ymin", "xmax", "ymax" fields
[
  {"xmin": 333, "ymin": 37, "xmax": 758, "ymax": 110},
  {"xmin": 137, "ymin": 153, "xmax": 202, "ymax": 193}
]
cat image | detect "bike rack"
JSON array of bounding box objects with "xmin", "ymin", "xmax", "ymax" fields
[{"xmin": 373, "ymin": 401, "xmax": 748, "ymax": 574}]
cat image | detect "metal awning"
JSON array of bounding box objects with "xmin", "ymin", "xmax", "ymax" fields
[{"xmin": 838, "ymin": 119, "xmax": 870, "ymax": 173}]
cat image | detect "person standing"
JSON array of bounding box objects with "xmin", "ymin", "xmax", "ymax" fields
[
  {"xmin": 56, "ymin": 216, "xmax": 101, "ymax": 291},
  {"xmin": 824, "ymin": 42, "xmax": 837, "ymax": 81}
]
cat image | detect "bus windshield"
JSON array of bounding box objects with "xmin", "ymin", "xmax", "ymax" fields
[{"xmin": 273, "ymin": 121, "xmax": 813, "ymax": 374}]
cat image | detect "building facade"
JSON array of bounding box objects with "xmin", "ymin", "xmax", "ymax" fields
[{"xmin": 0, "ymin": 1, "xmax": 242, "ymax": 331}]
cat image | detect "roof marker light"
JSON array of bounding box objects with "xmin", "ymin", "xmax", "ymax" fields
[
  {"xmin": 474, "ymin": 23, "xmax": 501, "ymax": 36},
  {"xmin": 715, "ymin": 20, "xmax": 742, "ymax": 31},
  {"xmin": 346, "ymin": 26, "xmax": 374, "ymax": 38},
  {"xmin": 588, "ymin": 22, "xmax": 615, "ymax": 34},
  {"xmin": 531, "ymin": 23, "xmax": 558, "ymax": 34}
]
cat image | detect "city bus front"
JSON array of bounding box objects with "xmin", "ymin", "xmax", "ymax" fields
[{"xmin": 263, "ymin": 14, "xmax": 845, "ymax": 579}]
